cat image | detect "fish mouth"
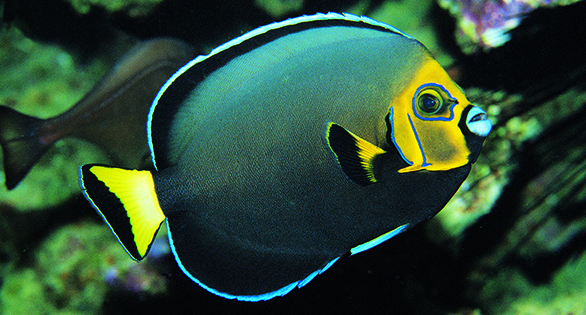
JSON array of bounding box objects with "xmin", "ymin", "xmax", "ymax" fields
[{"xmin": 466, "ymin": 106, "xmax": 492, "ymax": 137}]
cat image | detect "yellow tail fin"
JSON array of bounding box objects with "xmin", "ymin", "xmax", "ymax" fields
[{"xmin": 80, "ymin": 164, "xmax": 165, "ymax": 260}]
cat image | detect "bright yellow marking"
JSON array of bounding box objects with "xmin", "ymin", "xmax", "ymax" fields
[
  {"xmin": 355, "ymin": 134, "xmax": 386, "ymax": 182},
  {"xmin": 398, "ymin": 164, "xmax": 425, "ymax": 173},
  {"xmin": 327, "ymin": 122, "xmax": 386, "ymax": 183},
  {"xmin": 91, "ymin": 166, "xmax": 165, "ymax": 259},
  {"xmin": 389, "ymin": 58, "xmax": 471, "ymax": 172}
]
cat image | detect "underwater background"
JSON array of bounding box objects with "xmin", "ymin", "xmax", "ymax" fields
[{"xmin": 1, "ymin": 0, "xmax": 585, "ymax": 314}]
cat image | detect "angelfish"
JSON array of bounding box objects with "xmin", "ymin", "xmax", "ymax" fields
[{"xmin": 80, "ymin": 13, "xmax": 492, "ymax": 301}]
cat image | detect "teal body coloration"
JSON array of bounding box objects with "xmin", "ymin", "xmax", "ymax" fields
[{"xmin": 80, "ymin": 13, "xmax": 491, "ymax": 301}]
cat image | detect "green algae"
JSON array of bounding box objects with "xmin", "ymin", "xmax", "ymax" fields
[
  {"xmin": 426, "ymin": 80, "xmax": 586, "ymax": 313},
  {"xmin": 345, "ymin": 0, "xmax": 455, "ymax": 67},
  {"xmin": 0, "ymin": 27, "xmax": 115, "ymax": 211},
  {"xmin": 0, "ymin": 221, "xmax": 169, "ymax": 314},
  {"xmin": 255, "ymin": 0, "xmax": 305, "ymax": 18},
  {"xmin": 369, "ymin": 0, "xmax": 454, "ymax": 66},
  {"xmin": 1, "ymin": 269, "xmax": 48, "ymax": 315},
  {"xmin": 479, "ymin": 248, "xmax": 586, "ymax": 315},
  {"xmin": 65, "ymin": 0, "xmax": 164, "ymax": 16},
  {"xmin": 0, "ymin": 27, "xmax": 107, "ymax": 118},
  {"xmin": 1, "ymin": 222, "xmax": 117, "ymax": 314}
]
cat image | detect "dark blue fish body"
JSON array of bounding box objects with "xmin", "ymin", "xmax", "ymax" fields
[{"xmin": 80, "ymin": 13, "xmax": 492, "ymax": 301}]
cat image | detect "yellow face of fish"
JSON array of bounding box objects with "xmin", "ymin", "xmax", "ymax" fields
[{"xmin": 388, "ymin": 58, "xmax": 476, "ymax": 173}]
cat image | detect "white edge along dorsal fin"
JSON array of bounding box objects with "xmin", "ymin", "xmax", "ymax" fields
[{"xmin": 146, "ymin": 12, "xmax": 412, "ymax": 170}]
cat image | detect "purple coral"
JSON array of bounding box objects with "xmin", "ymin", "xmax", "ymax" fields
[
  {"xmin": 439, "ymin": 0, "xmax": 580, "ymax": 51},
  {"xmin": 459, "ymin": 0, "xmax": 532, "ymax": 49},
  {"xmin": 103, "ymin": 237, "xmax": 170, "ymax": 294},
  {"xmin": 103, "ymin": 262, "xmax": 168, "ymax": 295},
  {"xmin": 465, "ymin": 0, "xmax": 530, "ymax": 29}
]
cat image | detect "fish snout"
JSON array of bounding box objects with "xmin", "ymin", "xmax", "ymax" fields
[{"xmin": 466, "ymin": 106, "xmax": 492, "ymax": 137}]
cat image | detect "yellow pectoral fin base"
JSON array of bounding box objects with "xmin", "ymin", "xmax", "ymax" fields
[
  {"xmin": 80, "ymin": 164, "xmax": 166, "ymax": 260},
  {"xmin": 398, "ymin": 164, "xmax": 426, "ymax": 173},
  {"xmin": 325, "ymin": 122, "xmax": 386, "ymax": 186}
]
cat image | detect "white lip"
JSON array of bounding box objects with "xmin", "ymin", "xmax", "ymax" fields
[{"xmin": 467, "ymin": 106, "xmax": 492, "ymax": 137}]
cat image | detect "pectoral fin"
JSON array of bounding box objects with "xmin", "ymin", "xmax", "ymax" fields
[{"xmin": 325, "ymin": 122, "xmax": 386, "ymax": 186}]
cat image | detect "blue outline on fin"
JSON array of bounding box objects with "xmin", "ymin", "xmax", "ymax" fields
[
  {"xmin": 350, "ymin": 224, "xmax": 409, "ymax": 255},
  {"xmin": 407, "ymin": 114, "xmax": 431, "ymax": 167},
  {"xmin": 389, "ymin": 107, "xmax": 413, "ymax": 166},
  {"xmin": 412, "ymin": 83, "xmax": 456, "ymax": 121},
  {"xmin": 167, "ymin": 225, "xmax": 341, "ymax": 301},
  {"xmin": 297, "ymin": 257, "xmax": 340, "ymax": 288},
  {"xmin": 79, "ymin": 166, "xmax": 141, "ymax": 261}
]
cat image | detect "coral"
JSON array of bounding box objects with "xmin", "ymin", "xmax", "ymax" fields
[
  {"xmin": 478, "ymin": 248, "xmax": 586, "ymax": 314},
  {"xmin": 449, "ymin": 78, "xmax": 586, "ymax": 313},
  {"xmin": 0, "ymin": 27, "xmax": 112, "ymax": 211},
  {"xmin": 1, "ymin": 269, "xmax": 49, "ymax": 315},
  {"xmin": 103, "ymin": 234, "xmax": 170, "ymax": 294},
  {"xmin": 438, "ymin": 0, "xmax": 584, "ymax": 53},
  {"xmin": 0, "ymin": 221, "xmax": 169, "ymax": 314},
  {"xmin": 0, "ymin": 27, "xmax": 105, "ymax": 119}
]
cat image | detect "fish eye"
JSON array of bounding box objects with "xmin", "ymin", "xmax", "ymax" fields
[{"xmin": 416, "ymin": 89, "xmax": 443, "ymax": 115}]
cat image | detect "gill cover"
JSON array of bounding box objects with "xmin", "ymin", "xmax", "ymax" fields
[{"xmin": 389, "ymin": 59, "xmax": 471, "ymax": 173}]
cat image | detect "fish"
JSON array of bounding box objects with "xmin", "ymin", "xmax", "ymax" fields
[
  {"xmin": 0, "ymin": 38, "xmax": 194, "ymax": 190},
  {"xmin": 79, "ymin": 13, "xmax": 492, "ymax": 301}
]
